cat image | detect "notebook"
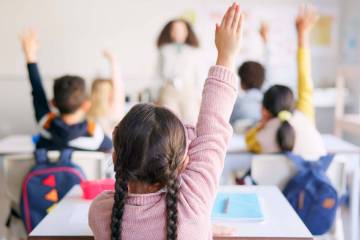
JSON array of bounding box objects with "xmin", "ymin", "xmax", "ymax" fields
[{"xmin": 212, "ymin": 193, "xmax": 264, "ymax": 221}]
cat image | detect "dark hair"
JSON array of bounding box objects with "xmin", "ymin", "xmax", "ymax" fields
[
  {"xmin": 111, "ymin": 103, "xmax": 187, "ymax": 240},
  {"xmin": 157, "ymin": 19, "xmax": 199, "ymax": 48},
  {"xmin": 263, "ymin": 85, "xmax": 296, "ymax": 152},
  {"xmin": 238, "ymin": 61, "xmax": 265, "ymax": 90},
  {"xmin": 53, "ymin": 75, "xmax": 87, "ymax": 114}
]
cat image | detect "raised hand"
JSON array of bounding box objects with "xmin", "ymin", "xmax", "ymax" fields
[
  {"xmin": 259, "ymin": 22, "xmax": 269, "ymax": 44},
  {"xmin": 20, "ymin": 29, "xmax": 39, "ymax": 63},
  {"xmin": 103, "ymin": 50, "xmax": 115, "ymax": 62},
  {"xmin": 215, "ymin": 3, "xmax": 244, "ymax": 69},
  {"xmin": 296, "ymin": 4, "xmax": 319, "ymax": 47}
]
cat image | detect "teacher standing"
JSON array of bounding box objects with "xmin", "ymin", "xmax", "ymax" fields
[{"xmin": 154, "ymin": 19, "xmax": 203, "ymax": 124}]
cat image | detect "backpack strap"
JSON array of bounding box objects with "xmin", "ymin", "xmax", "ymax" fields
[
  {"xmin": 318, "ymin": 154, "xmax": 335, "ymax": 171},
  {"xmin": 57, "ymin": 149, "xmax": 74, "ymax": 165},
  {"xmin": 34, "ymin": 149, "xmax": 49, "ymax": 165},
  {"xmin": 286, "ymin": 152, "xmax": 307, "ymax": 173}
]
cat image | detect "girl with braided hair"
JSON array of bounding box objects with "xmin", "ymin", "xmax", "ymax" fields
[{"xmin": 89, "ymin": 3, "xmax": 243, "ymax": 239}]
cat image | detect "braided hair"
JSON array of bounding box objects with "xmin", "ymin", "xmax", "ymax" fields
[
  {"xmin": 111, "ymin": 103, "xmax": 187, "ymax": 240},
  {"xmin": 111, "ymin": 172, "xmax": 128, "ymax": 240}
]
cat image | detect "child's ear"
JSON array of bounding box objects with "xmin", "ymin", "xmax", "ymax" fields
[
  {"xmin": 50, "ymin": 99, "xmax": 57, "ymax": 108},
  {"xmin": 81, "ymin": 99, "xmax": 91, "ymax": 113}
]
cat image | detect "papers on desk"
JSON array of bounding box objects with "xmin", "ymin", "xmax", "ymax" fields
[{"xmin": 212, "ymin": 193, "xmax": 264, "ymax": 222}]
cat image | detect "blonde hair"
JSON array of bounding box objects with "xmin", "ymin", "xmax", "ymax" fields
[{"xmin": 88, "ymin": 78, "xmax": 113, "ymax": 120}]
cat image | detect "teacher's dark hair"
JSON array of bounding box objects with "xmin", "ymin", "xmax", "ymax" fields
[{"xmin": 157, "ymin": 19, "xmax": 199, "ymax": 48}]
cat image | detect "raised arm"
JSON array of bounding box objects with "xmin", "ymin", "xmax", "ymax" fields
[
  {"xmin": 259, "ymin": 22, "xmax": 273, "ymax": 89},
  {"xmin": 103, "ymin": 50, "xmax": 125, "ymax": 121},
  {"xmin": 20, "ymin": 30, "xmax": 50, "ymax": 122},
  {"xmin": 295, "ymin": 5, "xmax": 318, "ymax": 122},
  {"xmin": 181, "ymin": 3, "xmax": 243, "ymax": 208}
]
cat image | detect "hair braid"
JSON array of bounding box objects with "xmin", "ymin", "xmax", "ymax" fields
[
  {"xmin": 166, "ymin": 159, "xmax": 180, "ymax": 240},
  {"xmin": 111, "ymin": 171, "xmax": 128, "ymax": 240}
]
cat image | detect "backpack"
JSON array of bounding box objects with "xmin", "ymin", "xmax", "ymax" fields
[
  {"xmin": 21, "ymin": 149, "xmax": 86, "ymax": 233},
  {"xmin": 283, "ymin": 153, "xmax": 338, "ymax": 235}
]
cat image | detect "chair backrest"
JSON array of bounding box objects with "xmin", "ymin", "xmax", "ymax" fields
[
  {"xmin": 3, "ymin": 151, "xmax": 108, "ymax": 205},
  {"xmin": 251, "ymin": 154, "xmax": 296, "ymax": 190},
  {"xmin": 251, "ymin": 154, "xmax": 346, "ymax": 193}
]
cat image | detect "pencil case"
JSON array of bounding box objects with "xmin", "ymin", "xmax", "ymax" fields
[{"xmin": 80, "ymin": 179, "xmax": 115, "ymax": 200}]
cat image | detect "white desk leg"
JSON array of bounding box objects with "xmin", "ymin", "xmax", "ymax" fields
[{"xmin": 350, "ymin": 156, "xmax": 360, "ymax": 240}]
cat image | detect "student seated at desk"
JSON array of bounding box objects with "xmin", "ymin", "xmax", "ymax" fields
[
  {"xmin": 89, "ymin": 3, "xmax": 242, "ymax": 239},
  {"xmin": 20, "ymin": 30, "xmax": 112, "ymax": 152},
  {"xmin": 245, "ymin": 5, "xmax": 326, "ymax": 159},
  {"xmin": 230, "ymin": 61, "xmax": 265, "ymax": 127},
  {"xmin": 88, "ymin": 50, "xmax": 125, "ymax": 137},
  {"xmin": 230, "ymin": 23, "xmax": 270, "ymax": 131}
]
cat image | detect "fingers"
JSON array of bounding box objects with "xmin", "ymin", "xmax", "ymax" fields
[
  {"xmin": 20, "ymin": 28, "xmax": 37, "ymax": 42},
  {"xmin": 231, "ymin": 4, "xmax": 241, "ymax": 30},
  {"xmin": 212, "ymin": 224, "xmax": 235, "ymax": 237},
  {"xmin": 224, "ymin": 3, "xmax": 236, "ymax": 29},
  {"xmin": 299, "ymin": 3, "xmax": 318, "ymax": 20},
  {"xmin": 220, "ymin": 5, "xmax": 232, "ymax": 27},
  {"xmin": 236, "ymin": 13, "xmax": 244, "ymax": 34}
]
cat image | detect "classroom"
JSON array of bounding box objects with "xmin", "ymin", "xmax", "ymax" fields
[{"xmin": 0, "ymin": 0, "xmax": 359, "ymax": 239}]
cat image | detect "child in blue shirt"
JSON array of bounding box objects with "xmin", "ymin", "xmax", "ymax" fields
[
  {"xmin": 20, "ymin": 30, "xmax": 112, "ymax": 152},
  {"xmin": 230, "ymin": 61, "xmax": 265, "ymax": 127}
]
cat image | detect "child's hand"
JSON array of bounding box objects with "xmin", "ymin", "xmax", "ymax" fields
[
  {"xmin": 103, "ymin": 50, "xmax": 115, "ymax": 62},
  {"xmin": 212, "ymin": 224, "xmax": 235, "ymax": 237},
  {"xmin": 296, "ymin": 5, "xmax": 319, "ymax": 47},
  {"xmin": 20, "ymin": 29, "xmax": 38, "ymax": 63},
  {"xmin": 215, "ymin": 3, "xmax": 244, "ymax": 69},
  {"xmin": 259, "ymin": 22, "xmax": 269, "ymax": 44}
]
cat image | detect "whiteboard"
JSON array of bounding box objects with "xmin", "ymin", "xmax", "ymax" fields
[{"xmin": 0, "ymin": 0, "xmax": 339, "ymax": 93}]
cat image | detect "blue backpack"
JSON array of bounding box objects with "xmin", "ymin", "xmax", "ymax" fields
[
  {"xmin": 21, "ymin": 149, "xmax": 85, "ymax": 233},
  {"xmin": 283, "ymin": 153, "xmax": 338, "ymax": 235}
]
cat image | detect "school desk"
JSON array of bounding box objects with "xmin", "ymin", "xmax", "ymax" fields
[
  {"xmin": 0, "ymin": 133, "xmax": 359, "ymax": 239},
  {"xmin": 0, "ymin": 134, "xmax": 34, "ymax": 154},
  {"xmin": 226, "ymin": 133, "xmax": 360, "ymax": 240},
  {"xmin": 28, "ymin": 185, "xmax": 313, "ymax": 240}
]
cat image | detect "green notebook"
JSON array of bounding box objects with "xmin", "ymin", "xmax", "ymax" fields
[{"xmin": 212, "ymin": 193, "xmax": 264, "ymax": 221}]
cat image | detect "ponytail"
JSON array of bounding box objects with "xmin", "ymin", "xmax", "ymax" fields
[
  {"xmin": 263, "ymin": 86, "xmax": 296, "ymax": 152},
  {"xmin": 276, "ymin": 120, "xmax": 295, "ymax": 152},
  {"xmin": 111, "ymin": 172, "xmax": 128, "ymax": 240}
]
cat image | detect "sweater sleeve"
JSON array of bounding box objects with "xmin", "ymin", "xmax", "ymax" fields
[
  {"xmin": 27, "ymin": 63, "xmax": 51, "ymax": 122},
  {"xmin": 180, "ymin": 65, "xmax": 237, "ymax": 210},
  {"xmin": 296, "ymin": 48, "xmax": 315, "ymax": 122}
]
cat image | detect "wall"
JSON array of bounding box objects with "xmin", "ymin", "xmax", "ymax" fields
[
  {"xmin": 0, "ymin": 0, "xmax": 340, "ymax": 137},
  {"xmin": 339, "ymin": 0, "xmax": 360, "ymax": 144}
]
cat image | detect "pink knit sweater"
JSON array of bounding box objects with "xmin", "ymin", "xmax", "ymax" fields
[{"xmin": 88, "ymin": 66, "xmax": 237, "ymax": 240}]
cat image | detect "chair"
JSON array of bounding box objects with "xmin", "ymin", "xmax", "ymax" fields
[
  {"xmin": 335, "ymin": 66, "xmax": 360, "ymax": 137},
  {"xmin": 251, "ymin": 154, "xmax": 346, "ymax": 239},
  {"xmin": 2, "ymin": 151, "xmax": 108, "ymax": 239}
]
